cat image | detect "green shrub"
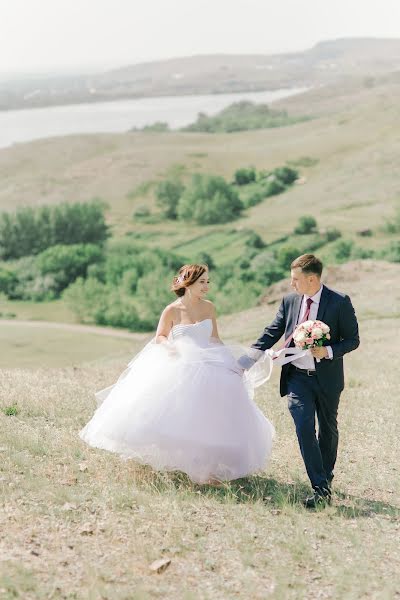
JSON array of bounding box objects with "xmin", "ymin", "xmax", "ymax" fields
[
  {"xmin": 63, "ymin": 277, "xmax": 147, "ymax": 330},
  {"xmin": 63, "ymin": 277, "xmax": 108, "ymax": 323},
  {"xmin": 177, "ymin": 174, "xmax": 243, "ymax": 225},
  {"xmin": 182, "ymin": 101, "xmax": 311, "ymax": 133},
  {"xmin": 194, "ymin": 252, "xmax": 216, "ymax": 270},
  {"xmin": 245, "ymin": 232, "xmax": 266, "ymax": 249},
  {"xmin": 234, "ymin": 167, "xmax": 256, "ymax": 186},
  {"xmin": 272, "ymin": 166, "xmax": 298, "ymax": 185},
  {"xmin": 63, "ymin": 243, "xmax": 185, "ymax": 330},
  {"xmin": 243, "ymin": 190, "xmax": 265, "ymax": 208},
  {"xmin": 156, "ymin": 178, "xmax": 185, "ymax": 219},
  {"xmin": 331, "ymin": 239, "xmax": 354, "ymax": 262},
  {"xmin": 294, "ymin": 215, "xmax": 318, "ymax": 235},
  {"xmin": 6, "ymin": 256, "xmax": 56, "ymax": 301},
  {"xmin": 324, "ymin": 227, "xmax": 342, "ymax": 242},
  {"xmin": 275, "ymin": 245, "xmax": 302, "ymax": 269},
  {"xmin": 0, "ymin": 267, "xmax": 18, "ymax": 296},
  {"xmin": 135, "ymin": 267, "xmax": 176, "ymax": 325},
  {"xmin": 36, "ymin": 243, "xmax": 103, "ymax": 293},
  {"xmin": 98, "ymin": 292, "xmax": 145, "ymax": 330},
  {"xmin": 263, "ymin": 178, "xmax": 286, "ymax": 197},
  {"xmin": 380, "ymin": 241, "xmax": 400, "ymax": 262},
  {"xmin": 3, "ymin": 405, "xmax": 19, "ymax": 416},
  {"xmin": 250, "ymin": 252, "xmax": 285, "ymax": 285}
]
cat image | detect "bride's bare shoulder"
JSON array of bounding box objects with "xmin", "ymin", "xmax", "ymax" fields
[
  {"xmin": 201, "ymin": 299, "xmax": 217, "ymax": 315},
  {"xmin": 167, "ymin": 300, "xmax": 181, "ymax": 310},
  {"xmin": 160, "ymin": 301, "xmax": 180, "ymax": 320}
]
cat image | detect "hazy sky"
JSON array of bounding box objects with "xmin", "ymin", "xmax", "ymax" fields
[{"xmin": 1, "ymin": 0, "xmax": 400, "ymax": 75}]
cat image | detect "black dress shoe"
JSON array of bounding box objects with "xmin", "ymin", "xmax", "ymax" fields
[{"xmin": 304, "ymin": 487, "xmax": 332, "ymax": 509}]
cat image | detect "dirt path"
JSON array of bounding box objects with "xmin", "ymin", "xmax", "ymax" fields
[{"xmin": 0, "ymin": 319, "xmax": 148, "ymax": 340}]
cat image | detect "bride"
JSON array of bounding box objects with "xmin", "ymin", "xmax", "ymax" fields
[{"xmin": 80, "ymin": 263, "xmax": 274, "ymax": 484}]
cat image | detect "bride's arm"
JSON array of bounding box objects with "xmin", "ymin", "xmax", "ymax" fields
[{"xmin": 155, "ymin": 306, "xmax": 174, "ymax": 344}]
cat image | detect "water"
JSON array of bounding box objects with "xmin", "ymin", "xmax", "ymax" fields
[{"xmin": 0, "ymin": 87, "xmax": 308, "ymax": 149}]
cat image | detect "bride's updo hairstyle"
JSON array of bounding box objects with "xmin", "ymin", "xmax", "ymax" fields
[{"xmin": 171, "ymin": 264, "xmax": 208, "ymax": 297}]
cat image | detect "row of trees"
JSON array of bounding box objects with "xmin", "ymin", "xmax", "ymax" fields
[{"xmin": 0, "ymin": 199, "xmax": 109, "ymax": 260}]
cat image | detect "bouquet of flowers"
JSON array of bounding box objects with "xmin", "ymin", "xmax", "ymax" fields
[{"xmin": 293, "ymin": 320, "xmax": 330, "ymax": 350}]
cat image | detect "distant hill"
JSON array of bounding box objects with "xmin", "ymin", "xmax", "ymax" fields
[{"xmin": 1, "ymin": 38, "xmax": 400, "ymax": 110}]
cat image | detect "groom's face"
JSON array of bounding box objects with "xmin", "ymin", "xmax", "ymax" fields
[{"xmin": 290, "ymin": 267, "xmax": 315, "ymax": 295}]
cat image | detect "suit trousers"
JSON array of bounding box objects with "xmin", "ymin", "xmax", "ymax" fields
[{"xmin": 286, "ymin": 366, "xmax": 340, "ymax": 489}]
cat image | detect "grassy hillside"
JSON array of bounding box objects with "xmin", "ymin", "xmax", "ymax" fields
[
  {"xmin": 1, "ymin": 76, "xmax": 398, "ymax": 242},
  {"xmin": 0, "ymin": 261, "xmax": 399, "ymax": 598},
  {"xmin": 1, "ymin": 75, "xmax": 399, "ymax": 328}
]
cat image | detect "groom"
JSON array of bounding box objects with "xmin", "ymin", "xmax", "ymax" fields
[{"xmin": 241, "ymin": 254, "xmax": 360, "ymax": 508}]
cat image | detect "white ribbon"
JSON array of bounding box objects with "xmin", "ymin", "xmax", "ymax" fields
[{"xmin": 266, "ymin": 346, "xmax": 311, "ymax": 366}]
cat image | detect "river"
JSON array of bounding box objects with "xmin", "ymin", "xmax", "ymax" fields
[{"xmin": 0, "ymin": 87, "xmax": 308, "ymax": 149}]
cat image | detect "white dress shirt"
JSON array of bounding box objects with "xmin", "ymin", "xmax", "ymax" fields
[{"xmin": 291, "ymin": 285, "xmax": 333, "ymax": 370}]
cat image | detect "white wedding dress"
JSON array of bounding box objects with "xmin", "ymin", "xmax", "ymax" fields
[{"xmin": 80, "ymin": 318, "xmax": 274, "ymax": 483}]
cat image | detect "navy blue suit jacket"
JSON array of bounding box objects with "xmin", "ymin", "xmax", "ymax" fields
[{"xmin": 252, "ymin": 285, "xmax": 360, "ymax": 397}]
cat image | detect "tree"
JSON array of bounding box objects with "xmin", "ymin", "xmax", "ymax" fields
[
  {"xmin": 273, "ymin": 166, "xmax": 298, "ymax": 185},
  {"xmin": 331, "ymin": 239, "xmax": 353, "ymax": 262},
  {"xmin": 0, "ymin": 199, "xmax": 109, "ymax": 260},
  {"xmin": 294, "ymin": 215, "xmax": 318, "ymax": 235},
  {"xmin": 36, "ymin": 243, "xmax": 103, "ymax": 293},
  {"xmin": 178, "ymin": 174, "xmax": 243, "ymax": 225},
  {"xmin": 156, "ymin": 179, "xmax": 185, "ymax": 219},
  {"xmin": 245, "ymin": 232, "xmax": 266, "ymax": 249},
  {"xmin": 263, "ymin": 178, "xmax": 286, "ymax": 197},
  {"xmin": 250, "ymin": 252, "xmax": 285, "ymax": 285},
  {"xmin": 234, "ymin": 167, "xmax": 256, "ymax": 186},
  {"xmin": 276, "ymin": 245, "xmax": 302, "ymax": 269},
  {"xmin": 0, "ymin": 267, "xmax": 17, "ymax": 296}
]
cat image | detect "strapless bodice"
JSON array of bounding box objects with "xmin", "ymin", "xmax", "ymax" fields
[{"xmin": 171, "ymin": 318, "xmax": 212, "ymax": 347}]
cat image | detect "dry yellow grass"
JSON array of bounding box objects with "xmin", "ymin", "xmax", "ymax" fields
[{"xmin": 1, "ymin": 261, "xmax": 399, "ymax": 599}]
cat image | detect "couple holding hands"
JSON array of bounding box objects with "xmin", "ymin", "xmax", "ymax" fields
[{"xmin": 80, "ymin": 253, "xmax": 359, "ymax": 508}]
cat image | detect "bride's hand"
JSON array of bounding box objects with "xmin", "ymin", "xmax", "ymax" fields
[{"xmin": 161, "ymin": 341, "xmax": 179, "ymax": 358}]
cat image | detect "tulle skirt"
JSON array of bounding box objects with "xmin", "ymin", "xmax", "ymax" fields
[{"xmin": 80, "ymin": 337, "xmax": 274, "ymax": 483}]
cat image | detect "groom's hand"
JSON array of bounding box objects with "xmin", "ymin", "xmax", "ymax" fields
[{"xmin": 311, "ymin": 346, "xmax": 329, "ymax": 359}]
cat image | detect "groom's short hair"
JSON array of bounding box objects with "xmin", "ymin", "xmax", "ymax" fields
[{"xmin": 291, "ymin": 254, "xmax": 323, "ymax": 276}]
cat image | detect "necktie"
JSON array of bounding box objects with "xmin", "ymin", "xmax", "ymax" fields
[{"xmin": 282, "ymin": 297, "xmax": 313, "ymax": 349}]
